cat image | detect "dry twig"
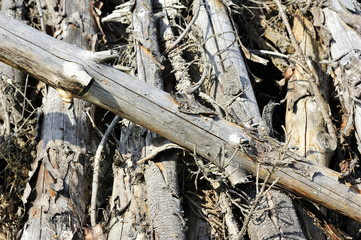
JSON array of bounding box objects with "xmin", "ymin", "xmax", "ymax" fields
[
  {"xmin": 90, "ymin": 115, "xmax": 120, "ymax": 226},
  {"xmin": 164, "ymin": 0, "xmax": 201, "ymax": 54}
]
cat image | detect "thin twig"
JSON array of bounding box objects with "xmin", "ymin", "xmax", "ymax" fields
[
  {"xmin": 237, "ymin": 139, "xmax": 288, "ymax": 238},
  {"xmin": 273, "ymin": 0, "xmax": 304, "ymax": 61},
  {"xmin": 85, "ymin": 109, "xmax": 104, "ymax": 138},
  {"xmin": 237, "ymin": 169, "xmax": 277, "ymax": 238},
  {"xmin": 36, "ymin": 0, "xmax": 45, "ymax": 32},
  {"xmin": 163, "ymin": 0, "xmax": 201, "ymax": 54},
  {"xmin": 90, "ymin": 115, "xmax": 120, "ymax": 226},
  {"xmin": 187, "ymin": 62, "xmax": 211, "ymax": 93},
  {"xmin": 0, "ymin": 108, "xmax": 37, "ymax": 147},
  {"xmin": 7, "ymin": 81, "xmax": 36, "ymax": 112},
  {"xmin": 258, "ymin": 49, "xmax": 308, "ymax": 70},
  {"xmin": 22, "ymin": 75, "xmax": 29, "ymax": 118}
]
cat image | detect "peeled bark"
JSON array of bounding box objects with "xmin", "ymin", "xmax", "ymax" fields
[
  {"xmin": 285, "ymin": 9, "xmax": 336, "ymax": 167},
  {"xmin": 18, "ymin": 1, "xmax": 96, "ymax": 239}
]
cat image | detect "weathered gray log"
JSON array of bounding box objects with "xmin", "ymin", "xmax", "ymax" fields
[
  {"xmin": 195, "ymin": 1, "xmax": 304, "ymax": 238},
  {"xmin": 18, "ymin": 1, "xmax": 95, "ymax": 239},
  {"xmin": 2, "ymin": 14, "xmax": 361, "ymax": 224},
  {"xmin": 134, "ymin": 0, "xmax": 186, "ymax": 239},
  {"xmin": 195, "ymin": 0, "xmax": 260, "ymax": 127},
  {"xmin": 156, "ymin": 0, "xmax": 212, "ymax": 237},
  {"xmin": 107, "ymin": 0, "xmax": 186, "ymax": 238}
]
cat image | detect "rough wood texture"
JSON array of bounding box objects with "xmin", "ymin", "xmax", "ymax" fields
[
  {"xmin": 2, "ymin": 14, "xmax": 361, "ymax": 223},
  {"xmin": 195, "ymin": 1, "xmax": 304, "ymax": 238},
  {"xmin": 134, "ymin": 0, "xmax": 185, "ymax": 238},
  {"xmin": 195, "ymin": 0, "xmax": 260, "ymax": 127},
  {"xmin": 285, "ymin": 9, "xmax": 336, "ymax": 167},
  {"xmin": 156, "ymin": 1, "xmax": 212, "ymax": 237},
  {"xmin": 107, "ymin": 159, "xmax": 149, "ymax": 239},
  {"xmin": 247, "ymin": 189, "xmax": 305, "ymax": 240},
  {"xmin": 107, "ymin": 0, "xmax": 186, "ymax": 238},
  {"xmin": 323, "ymin": 0, "xmax": 361, "ymax": 154},
  {"xmin": 18, "ymin": 1, "xmax": 95, "ymax": 239}
]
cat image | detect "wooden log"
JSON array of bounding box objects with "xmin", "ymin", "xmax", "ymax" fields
[
  {"xmin": 156, "ymin": 1, "xmax": 213, "ymax": 237},
  {"xmin": 323, "ymin": 0, "xmax": 361, "ymax": 154},
  {"xmin": 133, "ymin": 0, "xmax": 186, "ymax": 239},
  {"xmin": 195, "ymin": 0, "xmax": 261, "ymax": 127},
  {"xmin": 286, "ymin": 9, "xmax": 336, "ymax": 167},
  {"xmin": 18, "ymin": 1, "xmax": 96, "ymax": 238},
  {"xmin": 1, "ymin": 14, "xmax": 361, "ymax": 223},
  {"xmin": 195, "ymin": 1, "xmax": 304, "ymax": 238}
]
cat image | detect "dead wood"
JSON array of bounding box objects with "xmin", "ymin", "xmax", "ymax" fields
[
  {"xmin": 2, "ymin": 14, "xmax": 361, "ymax": 227},
  {"xmin": 280, "ymin": 4, "xmax": 336, "ymax": 167},
  {"xmin": 195, "ymin": 0, "xmax": 261, "ymax": 128},
  {"xmin": 133, "ymin": 0, "xmax": 186, "ymax": 238},
  {"xmin": 17, "ymin": 1, "xmax": 96, "ymax": 239},
  {"xmin": 91, "ymin": 115, "xmax": 120, "ymax": 226},
  {"xmin": 0, "ymin": 1, "xmax": 30, "ymax": 238},
  {"xmin": 323, "ymin": 0, "xmax": 361, "ymax": 155},
  {"xmin": 193, "ymin": 1, "xmax": 304, "ymax": 238}
]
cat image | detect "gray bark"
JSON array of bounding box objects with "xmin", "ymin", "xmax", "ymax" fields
[
  {"xmin": 133, "ymin": 0, "xmax": 185, "ymax": 238},
  {"xmin": 193, "ymin": 1, "xmax": 305, "ymax": 238},
  {"xmin": 18, "ymin": 0, "xmax": 96, "ymax": 239},
  {"xmin": 107, "ymin": 0, "xmax": 185, "ymax": 238}
]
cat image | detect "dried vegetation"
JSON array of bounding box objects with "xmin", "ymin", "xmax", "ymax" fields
[
  {"xmin": 0, "ymin": 76, "xmax": 37, "ymax": 238},
  {"xmin": 1, "ymin": 0, "xmax": 361, "ymax": 239}
]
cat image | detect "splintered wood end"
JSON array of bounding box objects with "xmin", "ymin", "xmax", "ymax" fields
[{"xmin": 56, "ymin": 88, "xmax": 74, "ymax": 104}]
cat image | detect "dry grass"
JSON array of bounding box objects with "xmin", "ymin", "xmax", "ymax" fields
[{"xmin": 0, "ymin": 79, "xmax": 37, "ymax": 238}]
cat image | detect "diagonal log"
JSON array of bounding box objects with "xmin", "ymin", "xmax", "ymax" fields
[{"xmin": 1, "ymin": 14, "xmax": 361, "ymax": 223}]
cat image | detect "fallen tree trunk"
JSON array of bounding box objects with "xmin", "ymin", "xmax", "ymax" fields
[
  {"xmin": 1, "ymin": 14, "xmax": 361, "ymax": 223},
  {"xmin": 133, "ymin": 0, "xmax": 186, "ymax": 238},
  {"xmin": 18, "ymin": 1, "xmax": 96, "ymax": 238},
  {"xmin": 194, "ymin": 0, "xmax": 304, "ymax": 238}
]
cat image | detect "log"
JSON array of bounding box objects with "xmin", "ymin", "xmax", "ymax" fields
[
  {"xmin": 18, "ymin": 1, "xmax": 96, "ymax": 239},
  {"xmin": 286, "ymin": 9, "xmax": 336, "ymax": 167},
  {"xmin": 1, "ymin": 14, "xmax": 361, "ymax": 223},
  {"xmin": 322, "ymin": 0, "xmax": 361, "ymax": 154},
  {"xmin": 195, "ymin": 0, "xmax": 261, "ymax": 127},
  {"xmin": 133, "ymin": 0, "xmax": 186, "ymax": 238},
  {"xmin": 194, "ymin": 0, "xmax": 304, "ymax": 238}
]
